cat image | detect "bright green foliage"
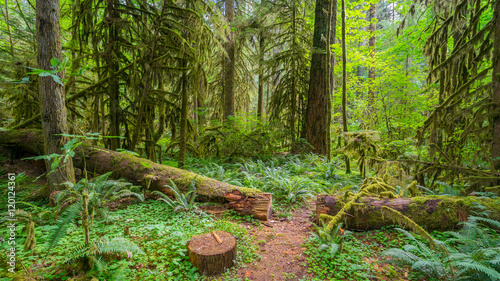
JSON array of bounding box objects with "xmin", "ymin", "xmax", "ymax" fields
[
  {"xmin": 63, "ymin": 236, "xmax": 145, "ymax": 273},
  {"xmin": 151, "ymin": 179, "xmax": 200, "ymax": 213},
  {"xmin": 56, "ymin": 172, "xmax": 144, "ymax": 222},
  {"xmin": 382, "ymin": 215, "xmax": 500, "ymax": 280},
  {"xmin": 312, "ymin": 222, "xmax": 352, "ymax": 259}
]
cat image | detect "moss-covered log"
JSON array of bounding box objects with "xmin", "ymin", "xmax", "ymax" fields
[
  {"xmin": 0, "ymin": 129, "xmax": 272, "ymax": 220},
  {"xmin": 316, "ymin": 194, "xmax": 500, "ymax": 231}
]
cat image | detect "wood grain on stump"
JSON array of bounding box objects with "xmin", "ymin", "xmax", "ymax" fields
[{"xmin": 187, "ymin": 230, "xmax": 237, "ymax": 276}]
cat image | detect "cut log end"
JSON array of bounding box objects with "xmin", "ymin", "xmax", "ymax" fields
[
  {"xmin": 187, "ymin": 230, "xmax": 237, "ymax": 276},
  {"xmin": 227, "ymin": 192, "xmax": 272, "ymax": 221}
]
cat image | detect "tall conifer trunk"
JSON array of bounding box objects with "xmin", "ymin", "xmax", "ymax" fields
[
  {"xmin": 341, "ymin": 0, "xmax": 351, "ymax": 173},
  {"xmin": 493, "ymin": 0, "xmax": 500, "ymax": 172},
  {"xmin": 257, "ymin": 31, "xmax": 265, "ymax": 120},
  {"xmin": 367, "ymin": 4, "xmax": 376, "ymax": 113},
  {"xmin": 36, "ymin": 0, "xmax": 75, "ymax": 195},
  {"xmin": 106, "ymin": 0, "xmax": 120, "ymax": 150},
  {"xmin": 303, "ymin": 0, "xmax": 333, "ymax": 155},
  {"xmin": 223, "ymin": 0, "xmax": 235, "ymax": 121}
]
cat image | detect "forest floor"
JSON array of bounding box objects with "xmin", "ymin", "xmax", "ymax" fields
[
  {"xmin": 0, "ymin": 152, "xmax": 416, "ymax": 281},
  {"xmin": 234, "ymin": 202, "xmax": 316, "ymax": 280}
]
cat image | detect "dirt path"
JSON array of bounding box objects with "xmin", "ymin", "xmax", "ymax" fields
[{"xmin": 235, "ymin": 202, "xmax": 316, "ymax": 281}]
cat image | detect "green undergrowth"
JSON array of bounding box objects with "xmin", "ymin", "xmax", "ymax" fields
[
  {"xmin": 0, "ymin": 196, "xmax": 258, "ymax": 280},
  {"xmin": 181, "ymin": 154, "xmax": 363, "ymax": 212},
  {"xmin": 304, "ymin": 226, "xmax": 409, "ymax": 280}
]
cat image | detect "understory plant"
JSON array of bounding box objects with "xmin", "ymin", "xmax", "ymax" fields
[
  {"xmin": 382, "ymin": 215, "xmax": 500, "ymax": 280},
  {"xmin": 311, "ymin": 222, "xmax": 352, "ymax": 259},
  {"xmin": 151, "ymin": 179, "xmax": 202, "ymax": 213},
  {"xmin": 44, "ymin": 173, "xmax": 145, "ymax": 275},
  {"xmin": 56, "ymin": 172, "xmax": 144, "ymax": 222}
]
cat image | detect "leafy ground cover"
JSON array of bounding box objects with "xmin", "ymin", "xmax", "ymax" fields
[{"xmin": 1, "ymin": 153, "xmax": 498, "ymax": 280}]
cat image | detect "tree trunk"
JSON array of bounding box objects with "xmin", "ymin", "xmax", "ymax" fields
[
  {"xmin": 303, "ymin": 0, "xmax": 332, "ymax": 155},
  {"xmin": 316, "ymin": 194, "xmax": 500, "ymax": 231},
  {"xmin": 223, "ymin": 0, "xmax": 235, "ymax": 121},
  {"xmin": 106, "ymin": 0, "xmax": 120, "ymax": 150},
  {"xmin": 325, "ymin": 0, "xmax": 335, "ymax": 161},
  {"xmin": 3, "ymin": 0, "xmax": 15, "ymax": 57},
  {"xmin": 341, "ymin": 0, "xmax": 351, "ymax": 173},
  {"xmin": 291, "ymin": 8, "xmax": 297, "ymax": 141},
  {"xmin": 179, "ymin": 66, "xmax": 188, "ymax": 168},
  {"xmin": 36, "ymin": 0, "xmax": 75, "ymax": 195},
  {"xmin": 492, "ymin": 0, "xmax": 500, "ymax": 173},
  {"xmin": 257, "ymin": 31, "xmax": 265, "ymax": 120},
  {"xmin": 0, "ymin": 130, "xmax": 273, "ymax": 220},
  {"xmin": 367, "ymin": 4, "xmax": 376, "ymax": 112}
]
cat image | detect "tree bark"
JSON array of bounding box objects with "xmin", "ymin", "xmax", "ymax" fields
[
  {"xmin": 257, "ymin": 31, "xmax": 265, "ymax": 121},
  {"xmin": 0, "ymin": 130, "xmax": 273, "ymax": 220},
  {"xmin": 223, "ymin": 0, "xmax": 235, "ymax": 121},
  {"xmin": 367, "ymin": 4, "xmax": 376, "ymax": 112},
  {"xmin": 492, "ymin": 0, "xmax": 500, "ymax": 173},
  {"xmin": 179, "ymin": 65, "xmax": 188, "ymax": 168},
  {"xmin": 341, "ymin": 0, "xmax": 351, "ymax": 173},
  {"xmin": 36, "ymin": 0, "xmax": 75, "ymax": 195},
  {"xmin": 316, "ymin": 194, "xmax": 500, "ymax": 231},
  {"xmin": 303, "ymin": 0, "xmax": 332, "ymax": 155},
  {"xmin": 106, "ymin": 0, "xmax": 121, "ymax": 150}
]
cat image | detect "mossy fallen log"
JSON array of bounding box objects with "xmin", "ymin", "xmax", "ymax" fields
[
  {"xmin": 0, "ymin": 129, "xmax": 272, "ymax": 220},
  {"xmin": 316, "ymin": 194, "xmax": 500, "ymax": 231}
]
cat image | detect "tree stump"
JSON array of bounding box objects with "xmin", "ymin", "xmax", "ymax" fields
[{"xmin": 187, "ymin": 230, "xmax": 237, "ymax": 276}]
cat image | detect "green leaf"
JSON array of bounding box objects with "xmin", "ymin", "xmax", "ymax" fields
[
  {"xmin": 50, "ymin": 57, "xmax": 60, "ymax": 67},
  {"xmin": 50, "ymin": 74, "xmax": 64, "ymax": 86}
]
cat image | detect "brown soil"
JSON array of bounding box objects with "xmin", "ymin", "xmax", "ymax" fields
[{"xmin": 234, "ymin": 203, "xmax": 317, "ymax": 281}]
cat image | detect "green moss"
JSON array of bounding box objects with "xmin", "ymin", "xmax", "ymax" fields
[{"xmin": 235, "ymin": 186, "xmax": 262, "ymax": 197}]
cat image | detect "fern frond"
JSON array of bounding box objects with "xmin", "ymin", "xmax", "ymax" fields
[
  {"xmin": 453, "ymin": 260, "xmax": 500, "ymax": 280},
  {"xmin": 97, "ymin": 237, "xmax": 145, "ymax": 256},
  {"xmin": 382, "ymin": 248, "xmax": 421, "ymax": 264},
  {"xmin": 45, "ymin": 203, "xmax": 81, "ymax": 253}
]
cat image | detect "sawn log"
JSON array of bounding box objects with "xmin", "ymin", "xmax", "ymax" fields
[{"xmin": 0, "ymin": 129, "xmax": 272, "ymax": 220}]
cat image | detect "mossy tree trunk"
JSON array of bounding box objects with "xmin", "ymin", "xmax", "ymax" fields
[
  {"xmin": 223, "ymin": 0, "xmax": 235, "ymax": 121},
  {"xmin": 179, "ymin": 61, "xmax": 188, "ymax": 168},
  {"xmin": 105, "ymin": 0, "xmax": 121, "ymax": 150},
  {"xmin": 493, "ymin": 0, "xmax": 500, "ymax": 173},
  {"xmin": 316, "ymin": 194, "xmax": 500, "ymax": 231},
  {"xmin": 341, "ymin": 0, "xmax": 351, "ymax": 173},
  {"xmin": 257, "ymin": 31, "xmax": 265, "ymax": 121},
  {"xmin": 302, "ymin": 0, "xmax": 331, "ymax": 155},
  {"xmin": 0, "ymin": 130, "xmax": 273, "ymax": 220},
  {"xmin": 36, "ymin": 0, "xmax": 75, "ymax": 195},
  {"xmin": 367, "ymin": 3, "xmax": 376, "ymax": 114}
]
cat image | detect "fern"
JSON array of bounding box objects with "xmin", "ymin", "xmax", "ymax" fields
[
  {"xmin": 45, "ymin": 202, "xmax": 81, "ymax": 253},
  {"xmin": 64, "ymin": 237, "xmax": 144, "ymax": 273},
  {"xmin": 383, "ymin": 214, "xmax": 500, "ymax": 280},
  {"xmin": 152, "ymin": 179, "xmax": 200, "ymax": 213}
]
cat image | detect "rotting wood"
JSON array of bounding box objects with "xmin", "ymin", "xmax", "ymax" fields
[
  {"xmin": 316, "ymin": 194, "xmax": 500, "ymax": 231},
  {"xmin": 0, "ymin": 129, "xmax": 272, "ymax": 220}
]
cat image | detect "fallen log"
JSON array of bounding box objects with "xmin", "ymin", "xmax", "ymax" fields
[
  {"xmin": 316, "ymin": 194, "xmax": 500, "ymax": 231},
  {"xmin": 0, "ymin": 129, "xmax": 272, "ymax": 220}
]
